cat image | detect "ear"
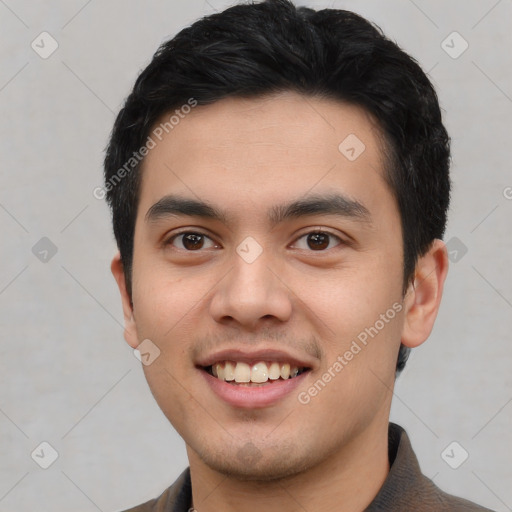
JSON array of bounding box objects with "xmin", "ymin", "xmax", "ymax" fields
[
  {"xmin": 401, "ymin": 239, "xmax": 449, "ymax": 349},
  {"xmin": 111, "ymin": 252, "xmax": 139, "ymax": 349}
]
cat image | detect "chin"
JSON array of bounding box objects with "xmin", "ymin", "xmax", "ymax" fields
[{"xmin": 196, "ymin": 442, "xmax": 314, "ymax": 482}]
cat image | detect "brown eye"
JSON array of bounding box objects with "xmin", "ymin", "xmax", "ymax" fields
[
  {"xmin": 307, "ymin": 232, "xmax": 330, "ymax": 250},
  {"xmin": 167, "ymin": 232, "xmax": 216, "ymax": 251},
  {"xmin": 293, "ymin": 231, "xmax": 343, "ymax": 251}
]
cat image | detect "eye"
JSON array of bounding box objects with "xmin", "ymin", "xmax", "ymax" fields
[
  {"xmin": 292, "ymin": 230, "xmax": 344, "ymax": 251},
  {"xmin": 165, "ymin": 231, "xmax": 218, "ymax": 251},
  {"xmin": 164, "ymin": 229, "xmax": 345, "ymax": 252}
]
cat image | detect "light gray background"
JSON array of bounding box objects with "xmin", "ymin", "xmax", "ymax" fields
[{"xmin": 0, "ymin": 1, "xmax": 511, "ymax": 511}]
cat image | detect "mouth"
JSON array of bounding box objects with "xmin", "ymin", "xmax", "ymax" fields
[
  {"xmin": 195, "ymin": 349, "xmax": 317, "ymax": 407},
  {"xmin": 200, "ymin": 360, "xmax": 311, "ymax": 386}
]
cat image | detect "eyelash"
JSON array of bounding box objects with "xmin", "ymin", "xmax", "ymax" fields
[{"xmin": 163, "ymin": 229, "xmax": 346, "ymax": 252}]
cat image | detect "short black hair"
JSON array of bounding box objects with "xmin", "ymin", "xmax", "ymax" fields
[{"xmin": 103, "ymin": 0, "xmax": 451, "ymax": 374}]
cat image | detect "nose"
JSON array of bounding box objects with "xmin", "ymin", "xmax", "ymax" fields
[{"xmin": 209, "ymin": 245, "xmax": 293, "ymax": 330}]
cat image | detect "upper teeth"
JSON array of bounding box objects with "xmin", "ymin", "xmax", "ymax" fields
[{"xmin": 211, "ymin": 361, "xmax": 302, "ymax": 383}]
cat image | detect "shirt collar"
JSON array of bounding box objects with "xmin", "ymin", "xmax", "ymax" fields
[{"xmin": 364, "ymin": 422, "xmax": 427, "ymax": 510}]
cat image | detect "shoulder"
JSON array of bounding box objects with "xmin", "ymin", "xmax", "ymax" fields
[
  {"xmin": 114, "ymin": 490, "xmax": 169, "ymax": 512},
  {"xmin": 367, "ymin": 424, "xmax": 496, "ymax": 512},
  {"xmin": 413, "ymin": 475, "xmax": 496, "ymax": 511},
  {"xmin": 114, "ymin": 467, "xmax": 191, "ymax": 512},
  {"xmin": 436, "ymin": 491, "xmax": 496, "ymax": 511}
]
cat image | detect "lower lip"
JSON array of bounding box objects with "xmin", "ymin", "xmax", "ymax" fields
[{"xmin": 199, "ymin": 368, "xmax": 309, "ymax": 408}]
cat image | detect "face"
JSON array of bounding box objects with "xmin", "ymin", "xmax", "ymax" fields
[{"xmin": 113, "ymin": 91, "xmax": 433, "ymax": 481}]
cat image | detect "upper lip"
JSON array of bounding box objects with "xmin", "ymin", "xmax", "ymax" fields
[{"xmin": 196, "ymin": 348, "xmax": 318, "ymax": 369}]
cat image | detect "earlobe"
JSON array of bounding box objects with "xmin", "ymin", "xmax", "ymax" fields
[
  {"xmin": 111, "ymin": 252, "xmax": 139, "ymax": 349},
  {"xmin": 401, "ymin": 239, "xmax": 449, "ymax": 349}
]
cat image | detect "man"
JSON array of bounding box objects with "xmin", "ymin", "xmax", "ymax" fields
[{"xmin": 103, "ymin": 1, "xmax": 494, "ymax": 510}]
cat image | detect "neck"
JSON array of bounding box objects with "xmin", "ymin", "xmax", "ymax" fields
[{"xmin": 187, "ymin": 419, "xmax": 390, "ymax": 512}]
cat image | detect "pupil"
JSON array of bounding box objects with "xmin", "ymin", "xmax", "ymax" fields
[
  {"xmin": 183, "ymin": 233, "xmax": 203, "ymax": 250},
  {"xmin": 308, "ymin": 232, "xmax": 328, "ymax": 250}
]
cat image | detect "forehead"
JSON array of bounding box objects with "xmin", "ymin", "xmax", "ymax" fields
[{"xmin": 137, "ymin": 91, "xmax": 394, "ymax": 228}]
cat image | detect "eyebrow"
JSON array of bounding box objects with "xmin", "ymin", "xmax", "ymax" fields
[{"xmin": 145, "ymin": 192, "xmax": 372, "ymax": 228}]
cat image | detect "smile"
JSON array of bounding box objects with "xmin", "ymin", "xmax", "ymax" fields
[{"xmin": 204, "ymin": 360, "xmax": 310, "ymax": 384}]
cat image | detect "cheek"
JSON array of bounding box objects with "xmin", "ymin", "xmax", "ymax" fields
[
  {"xmin": 296, "ymin": 255, "xmax": 402, "ymax": 340},
  {"xmin": 293, "ymin": 254, "xmax": 404, "ymax": 408},
  {"xmin": 295, "ymin": 276, "xmax": 403, "ymax": 435},
  {"xmin": 141, "ymin": 360, "xmax": 195, "ymax": 442},
  {"xmin": 131, "ymin": 256, "xmax": 206, "ymax": 338}
]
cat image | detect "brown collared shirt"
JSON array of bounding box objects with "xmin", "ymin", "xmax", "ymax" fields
[{"xmin": 119, "ymin": 423, "xmax": 495, "ymax": 511}]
